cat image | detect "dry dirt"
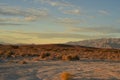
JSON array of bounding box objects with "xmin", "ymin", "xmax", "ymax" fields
[{"xmin": 0, "ymin": 60, "xmax": 120, "ymax": 80}]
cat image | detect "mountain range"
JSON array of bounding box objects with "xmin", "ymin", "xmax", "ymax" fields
[{"xmin": 66, "ymin": 38, "xmax": 120, "ymax": 49}]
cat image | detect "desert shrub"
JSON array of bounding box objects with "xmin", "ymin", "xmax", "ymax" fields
[
  {"xmin": 56, "ymin": 54, "xmax": 62, "ymax": 60},
  {"xmin": 4, "ymin": 51, "xmax": 15, "ymax": 58},
  {"xmin": 62, "ymin": 54, "xmax": 79, "ymax": 61},
  {"xmin": 62, "ymin": 55, "xmax": 72, "ymax": 61},
  {"xmin": 71, "ymin": 54, "xmax": 80, "ymax": 60},
  {"xmin": 60, "ymin": 72, "xmax": 73, "ymax": 80},
  {"xmin": 32, "ymin": 57, "xmax": 41, "ymax": 61},
  {"xmin": 40, "ymin": 52, "xmax": 51, "ymax": 59},
  {"xmin": 19, "ymin": 60, "xmax": 27, "ymax": 64},
  {"xmin": 11, "ymin": 45, "xmax": 19, "ymax": 49}
]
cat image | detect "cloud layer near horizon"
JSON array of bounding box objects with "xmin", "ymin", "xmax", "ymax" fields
[{"xmin": 0, "ymin": 30, "xmax": 118, "ymax": 44}]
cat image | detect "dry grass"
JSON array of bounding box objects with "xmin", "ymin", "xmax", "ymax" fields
[
  {"xmin": 40, "ymin": 52, "xmax": 51, "ymax": 59},
  {"xmin": 32, "ymin": 57, "xmax": 41, "ymax": 61},
  {"xmin": 19, "ymin": 60, "xmax": 27, "ymax": 64},
  {"xmin": 60, "ymin": 72, "xmax": 73, "ymax": 80},
  {"xmin": 0, "ymin": 44, "xmax": 120, "ymax": 61},
  {"xmin": 62, "ymin": 54, "xmax": 79, "ymax": 61}
]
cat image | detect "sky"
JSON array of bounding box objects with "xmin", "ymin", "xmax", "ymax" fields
[{"xmin": 0, "ymin": 0, "xmax": 120, "ymax": 44}]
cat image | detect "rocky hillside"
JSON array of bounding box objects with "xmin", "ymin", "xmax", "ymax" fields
[{"xmin": 66, "ymin": 38, "xmax": 120, "ymax": 49}]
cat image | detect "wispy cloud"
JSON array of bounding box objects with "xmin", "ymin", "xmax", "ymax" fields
[
  {"xmin": 86, "ymin": 16, "xmax": 96, "ymax": 19},
  {"xmin": 34, "ymin": 0, "xmax": 81, "ymax": 16},
  {"xmin": 0, "ymin": 4, "xmax": 50, "ymax": 25},
  {"xmin": 0, "ymin": 30, "xmax": 92, "ymax": 44},
  {"xmin": 0, "ymin": 16, "xmax": 39, "ymax": 22},
  {"xmin": 0, "ymin": 30, "xmax": 118, "ymax": 44},
  {"xmin": 69, "ymin": 26, "xmax": 120, "ymax": 34},
  {"xmin": 56, "ymin": 18, "xmax": 81, "ymax": 24},
  {"xmin": 98, "ymin": 10, "xmax": 110, "ymax": 15},
  {"xmin": 6, "ymin": 30, "xmax": 118, "ymax": 39},
  {"xmin": 0, "ymin": 30, "xmax": 98, "ymax": 39},
  {"xmin": 0, "ymin": 23, "xmax": 25, "ymax": 26},
  {"xmin": 36, "ymin": 0, "xmax": 72, "ymax": 7},
  {"xmin": 62, "ymin": 9, "xmax": 81, "ymax": 15},
  {"xmin": 0, "ymin": 5, "xmax": 49, "ymax": 24},
  {"xmin": 0, "ymin": 5, "xmax": 48, "ymax": 17}
]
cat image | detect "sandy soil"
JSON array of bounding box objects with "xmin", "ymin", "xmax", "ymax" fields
[{"xmin": 0, "ymin": 60, "xmax": 120, "ymax": 80}]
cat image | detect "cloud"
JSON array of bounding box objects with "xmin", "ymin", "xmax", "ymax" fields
[
  {"xmin": 0, "ymin": 18, "xmax": 22, "ymax": 22},
  {"xmin": 0, "ymin": 5, "xmax": 49, "ymax": 23},
  {"xmin": 37, "ymin": 0, "xmax": 72, "ymax": 7},
  {"xmin": 31, "ymin": 0, "xmax": 81, "ymax": 15},
  {"xmin": 35, "ymin": 33, "xmax": 92, "ymax": 39},
  {"xmin": 62, "ymin": 9, "xmax": 81, "ymax": 15},
  {"xmin": 5, "ymin": 30, "xmax": 116, "ymax": 40},
  {"xmin": 0, "ymin": 31, "xmax": 33, "ymax": 44},
  {"xmin": 98, "ymin": 10, "xmax": 109, "ymax": 15},
  {"xmin": 0, "ymin": 16, "xmax": 38, "ymax": 25},
  {"xmin": 86, "ymin": 16, "xmax": 96, "ymax": 19},
  {"xmin": 0, "ymin": 30, "xmax": 91, "ymax": 44},
  {"xmin": 24, "ymin": 16, "xmax": 38, "ymax": 21},
  {"xmin": 35, "ymin": 0, "xmax": 81, "ymax": 15},
  {"xmin": 0, "ymin": 30, "xmax": 119, "ymax": 44},
  {"xmin": 0, "ymin": 5, "xmax": 48, "ymax": 17},
  {"xmin": 0, "ymin": 16, "xmax": 38, "ymax": 22},
  {"xmin": 56, "ymin": 18, "xmax": 81, "ymax": 24},
  {"xmin": 3, "ymin": 30, "xmax": 95, "ymax": 39},
  {"xmin": 69, "ymin": 26, "xmax": 120, "ymax": 34},
  {"xmin": 0, "ymin": 23, "xmax": 25, "ymax": 26},
  {"xmin": 0, "ymin": 5, "xmax": 49, "ymax": 25}
]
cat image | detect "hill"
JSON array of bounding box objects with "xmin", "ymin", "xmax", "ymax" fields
[
  {"xmin": 0, "ymin": 44, "xmax": 120, "ymax": 61},
  {"xmin": 66, "ymin": 38, "xmax": 120, "ymax": 49}
]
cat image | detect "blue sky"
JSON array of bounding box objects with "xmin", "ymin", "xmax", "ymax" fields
[{"xmin": 0, "ymin": 0, "xmax": 120, "ymax": 44}]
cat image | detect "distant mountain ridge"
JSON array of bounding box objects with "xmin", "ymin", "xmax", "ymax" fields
[{"xmin": 66, "ymin": 38, "xmax": 120, "ymax": 49}]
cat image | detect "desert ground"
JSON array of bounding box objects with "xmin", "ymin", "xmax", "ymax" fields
[
  {"xmin": 0, "ymin": 59, "xmax": 120, "ymax": 80},
  {"xmin": 0, "ymin": 44, "xmax": 120, "ymax": 80}
]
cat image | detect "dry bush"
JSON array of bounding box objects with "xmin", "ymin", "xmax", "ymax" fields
[
  {"xmin": 40, "ymin": 52, "xmax": 51, "ymax": 59},
  {"xmin": 60, "ymin": 72, "xmax": 73, "ymax": 80},
  {"xmin": 19, "ymin": 60, "xmax": 27, "ymax": 64},
  {"xmin": 62, "ymin": 54, "xmax": 79, "ymax": 61},
  {"xmin": 62, "ymin": 55, "xmax": 72, "ymax": 61},
  {"xmin": 32, "ymin": 57, "xmax": 41, "ymax": 61},
  {"xmin": 56, "ymin": 54, "xmax": 62, "ymax": 60},
  {"xmin": 71, "ymin": 54, "xmax": 80, "ymax": 60},
  {"xmin": 4, "ymin": 51, "xmax": 15, "ymax": 58}
]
